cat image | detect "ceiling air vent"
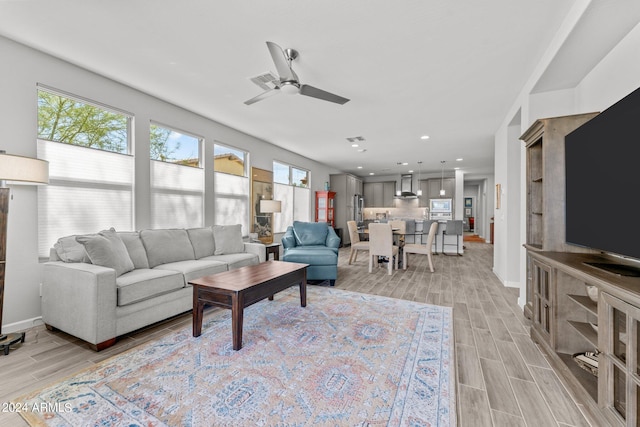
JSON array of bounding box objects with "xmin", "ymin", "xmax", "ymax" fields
[
  {"xmin": 346, "ymin": 136, "xmax": 365, "ymax": 143},
  {"xmin": 250, "ymin": 72, "xmax": 279, "ymax": 91}
]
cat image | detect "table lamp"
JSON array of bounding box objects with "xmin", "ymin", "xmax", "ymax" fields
[
  {"xmin": 0, "ymin": 151, "xmax": 49, "ymax": 340},
  {"xmin": 259, "ymin": 199, "xmax": 281, "ymax": 244}
]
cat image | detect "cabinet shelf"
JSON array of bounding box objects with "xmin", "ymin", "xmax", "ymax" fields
[
  {"xmin": 568, "ymin": 294, "xmax": 598, "ymax": 316},
  {"xmin": 567, "ymin": 320, "xmax": 598, "ymax": 348},
  {"xmin": 557, "ymin": 352, "xmax": 598, "ymax": 402}
]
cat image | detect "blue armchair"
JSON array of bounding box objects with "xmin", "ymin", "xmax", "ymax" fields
[{"xmin": 281, "ymin": 221, "xmax": 340, "ymax": 286}]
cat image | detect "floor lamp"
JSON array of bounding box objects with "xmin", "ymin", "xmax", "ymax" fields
[
  {"xmin": 259, "ymin": 199, "xmax": 281, "ymax": 244},
  {"xmin": 0, "ymin": 151, "xmax": 49, "ymax": 341}
]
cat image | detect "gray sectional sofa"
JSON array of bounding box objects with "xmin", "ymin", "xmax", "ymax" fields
[{"xmin": 41, "ymin": 225, "xmax": 265, "ymax": 350}]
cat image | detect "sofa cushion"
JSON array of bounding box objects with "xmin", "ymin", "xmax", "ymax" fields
[
  {"xmin": 283, "ymin": 246, "xmax": 338, "ymax": 265},
  {"xmin": 154, "ymin": 259, "xmax": 228, "ymax": 285},
  {"xmin": 187, "ymin": 227, "xmax": 215, "ymax": 259},
  {"xmin": 76, "ymin": 229, "xmax": 135, "ymax": 277},
  {"xmin": 140, "ymin": 229, "xmax": 195, "ymax": 268},
  {"xmin": 53, "ymin": 235, "xmax": 92, "ymax": 263},
  {"xmin": 116, "ymin": 268, "xmax": 184, "ymax": 306},
  {"xmin": 292, "ymin": 221, "xmax": 329, "ymax": 246},
  {"xmin": 117, "ymin": 231, "xmax": 150, "ymax": 269},
  {"xmin": 200, "ymin": 253, "xmax": 259, "ymax": 270},
  {"xmin": 213, "ymin": 224, "xmax": 244, "ymax": 255}
]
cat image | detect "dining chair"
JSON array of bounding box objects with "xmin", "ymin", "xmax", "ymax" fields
[
  {"xmin": 389, "ymin": 219, "xmax": 407, "ymax": 246},
  {"xmin": 368, "ymin": 222, "xmax": 399, "ymax": 275},
  {"xmin": 403, "ymin": 221, "xmax": 439, "ymax": 272},
  {"xmin": 347, "ymin": 220, "xmax": 369, "ymax": 264}
]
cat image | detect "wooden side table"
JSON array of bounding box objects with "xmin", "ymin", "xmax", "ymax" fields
[{"xmin": 265, "ymin": 243, "xmax": 281, "ymax": 261}]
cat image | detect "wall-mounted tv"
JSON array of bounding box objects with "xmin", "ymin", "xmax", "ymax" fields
[{"xmin": 565, "ymin": 86, "xmax": 640, "ymax": 272}]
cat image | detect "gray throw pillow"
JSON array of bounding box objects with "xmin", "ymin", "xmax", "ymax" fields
[
  {"xmin": 213, "ymin": 224, "xmax": 245, "ymax": 255},
  {"xmin": 76, "ymin": 228, "xmax": 135, "ymax": 277},
  {"xmin": 117, "ymin": 231, "xmax": 150, "ymax": 269},
  {"xmin": 187, "ymin": 227, "xmax": 215, "ymax": 259},
  {"xmin": 53, "ymin": 235, "xmax": 93, "ymax": 263}
]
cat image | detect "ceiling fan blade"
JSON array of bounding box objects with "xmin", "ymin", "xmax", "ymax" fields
[
  {"xmin": 266, "ymin": 41, "xmax": 295, "ymax": 81},
  {"xmin": 299, "ymin": 85, "xmax": 350, "ymax": 105},
  {"xmin": 244, "ymin": 89, "xmax": 280, "ymax": 105}
]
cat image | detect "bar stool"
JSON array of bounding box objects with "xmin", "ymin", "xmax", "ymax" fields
[{"xmin": 442, "ymin": 220, "xmax": 463, "ymax": 255}]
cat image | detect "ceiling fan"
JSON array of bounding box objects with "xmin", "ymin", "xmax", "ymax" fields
[{"xmin": 245, "ymin": 41, "xmax": 350, "ymax": 106}]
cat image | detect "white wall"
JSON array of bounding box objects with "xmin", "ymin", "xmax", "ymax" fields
[
  {"xmin": 0, "ymin": 36, "xmax": 342, "ymax": 332},
  {"xmin": 493, "ymin": 10, "xmax": 640, "ymax": 307}
]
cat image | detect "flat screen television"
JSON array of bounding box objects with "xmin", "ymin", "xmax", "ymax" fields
[{"xmin": 565, "ymin": 86, "xmax": 640, "ymax": 275}]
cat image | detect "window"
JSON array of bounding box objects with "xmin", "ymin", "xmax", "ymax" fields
[
  {"xmin": 150, "ymin": 123, "xmax": 200, "ymax": 167},
  {"xmin": 37, "ymin": 87, "xmax": 133, "ymax": 257},
  {"xmin": 214, "ymin": 144, "xmax": 247, "ymax": 177},
  {"xmin": 150, "ymin": 123, "xmax": 204, "ymax": 228},
  {"xmin": 38, "ymin": 89, "xmax": 129, "ymax": 154},
  {"xmin": 273, "ymin": 161, "xmax": 310, "ymax": 188},
  {"xmin": 272, "ymin": 161, "xmax": 311, "ymax": 233},
  {"xmin": 214, "ymin": 143, "xmax": 250, "ymax": 235}
]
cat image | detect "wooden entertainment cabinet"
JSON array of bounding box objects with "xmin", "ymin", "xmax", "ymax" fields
[
  {"xmin": 523, "ymin": 113, "xmax": 640, "ymax": 425},
  {"xmin": 528, "ymin": 251, "xmax": 640, "ymax": 425}
]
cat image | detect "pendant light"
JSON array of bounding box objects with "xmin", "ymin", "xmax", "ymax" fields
[
  {"xmin": 416, "ymin": 161, "xmax": 423, "ymax": 196},
  {"xmin": 439, "ymin": 160, "xmax": 446, "ymax": 196}
]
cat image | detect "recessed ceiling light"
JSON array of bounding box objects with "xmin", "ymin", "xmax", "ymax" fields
[
  {"xmin": 357, "ymin": 166, "xmax": 363, "ymax": 169},
  {"xmin": 420, "ymin": 135, "xmax": 430, "ymax": 140},
  {"xmin": 369, "ymin": 172, "xmax": 375, "ymax": 175},
  {"xmin": 456, "ymin": 158, "xmax": 463, "ymax": 161},
  {"xmin": 351, "ymin": 143, "xmax": 359, "ymax": 147},
  {"xmin": 454, "ymin": 167, "xmax": 460, "ymax": 170},
  {"xmin": 408, "ymin": 170, "xmax": 414, "ymax": 173}
]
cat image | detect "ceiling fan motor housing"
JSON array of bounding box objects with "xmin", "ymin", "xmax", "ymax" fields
[{"xmin": 280, "ymin": 81, "xmax": 300, "ymax": 94}]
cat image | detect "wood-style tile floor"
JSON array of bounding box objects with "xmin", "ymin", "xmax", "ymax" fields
[{"xmin": 0, "ymin": 240, "xmax": 592, "ymax": 426}]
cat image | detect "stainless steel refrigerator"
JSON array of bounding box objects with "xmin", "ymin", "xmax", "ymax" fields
[{"xmin": 353, "ymin": 194, "xmax": 364, "ymax": 225}]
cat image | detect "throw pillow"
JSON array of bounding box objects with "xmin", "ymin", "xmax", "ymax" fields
[
  {"xmin": 213, "ymin": 224, "xmax": 244, "ymax": 255},
  {"xmin": 187, "ymin": 227, "xmax": 215, "ymax": 259},
  {"xmin": 53, "ymin": 235, "xmax": 93, "ymax": 263},
  {"xmin": 76, "ymin": 228, "xmax": 135, "ymax": 277},
  {"xmin": 117, "ymin": 231, "xmax": 150, "ymax": 269}
]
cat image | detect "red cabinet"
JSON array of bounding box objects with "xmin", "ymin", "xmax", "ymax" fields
[{"xmin": 315, "ymin": 191, "xmax": 335, "ymax": 227}]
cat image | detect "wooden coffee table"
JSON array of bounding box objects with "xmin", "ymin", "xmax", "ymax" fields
[{"xmin": 190, "ymin": 260, "xmax": 308, "ymax": 350}]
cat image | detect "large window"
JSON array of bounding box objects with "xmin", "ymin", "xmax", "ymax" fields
[
  {"xmin": 214, "ymin": 143, "xmax": 250, "ymax": 235},
  {"xmin": 272, "ymin": 161, "xmax": 311, "ymax": 233},
  {"xmin": 150, "ymin": 123, "xmax": 204, "ymax": 228},
  {"xmin": 37, "ymin": 87, "xmax": 133, "ymax": 256}
]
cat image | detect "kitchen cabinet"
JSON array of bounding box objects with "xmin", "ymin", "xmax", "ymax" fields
[{"xmin": 363, "ymin": 181, "xmax": 396, "ymax": 208}]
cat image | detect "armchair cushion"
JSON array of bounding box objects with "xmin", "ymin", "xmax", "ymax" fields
[{"xmin": 292, "ymin": 221, "xmax": 328, "ymax": 246}]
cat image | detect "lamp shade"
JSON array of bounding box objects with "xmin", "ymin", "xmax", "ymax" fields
[
  {"xmin": 0, "ymin": 152, "xmax": 49, "ymax": 185},
  {"xmin": 260, "ymin": 199, "xmax": 281, "ymax": 213}
]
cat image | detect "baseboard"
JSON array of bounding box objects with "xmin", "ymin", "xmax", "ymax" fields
[{"xmin": 2, "ymin": 316, "xmax": 44, "ymax": 334}]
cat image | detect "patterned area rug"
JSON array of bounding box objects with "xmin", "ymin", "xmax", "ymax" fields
[{"xmin": 16, "ymin": 287, "xmax": 455, "ymax": 426}]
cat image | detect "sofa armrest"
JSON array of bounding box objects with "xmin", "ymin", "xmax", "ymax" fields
[
  {"xmin": 41, "ymin": 261, "xmax": 118, "ymax": 345},
  {"xmin": 281, "ymin": 226, "xmax": 296, "ymax": 249},
  {"xmin": 326, "ymin": 227, "xmax": 341, "ymax": 251},
  {"xmin": 243, "ymin": 242, "xmax": 266, "ymax": 263}
]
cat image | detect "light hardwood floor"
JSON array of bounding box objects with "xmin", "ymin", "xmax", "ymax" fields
[{"xmin": 0, "ymin": 240, "xmax": 592, "ymax": 426}]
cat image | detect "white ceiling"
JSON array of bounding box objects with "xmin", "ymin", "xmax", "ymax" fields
[{"xmin": 0, "ymin": 0, "xmax": 620, "ymax": 178}]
